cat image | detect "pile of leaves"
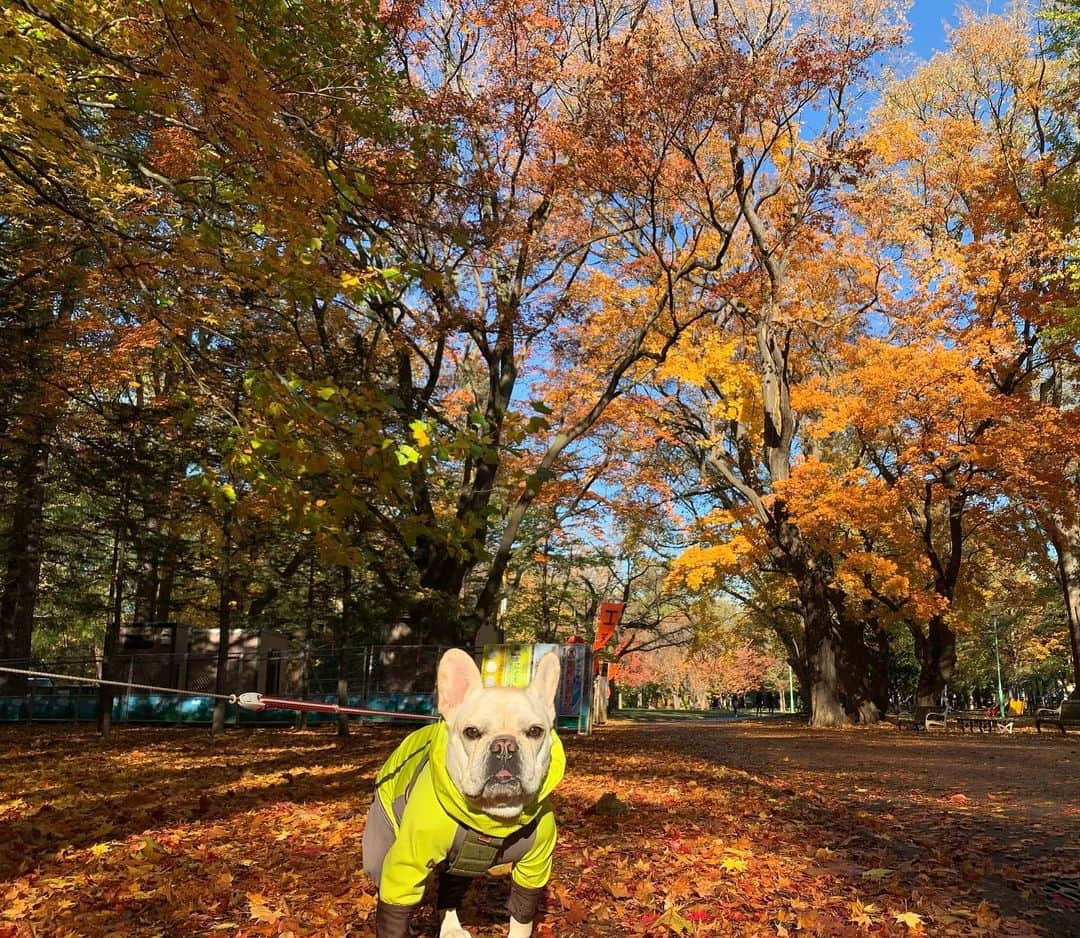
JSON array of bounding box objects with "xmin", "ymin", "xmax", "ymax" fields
[{"xmin": 1, "ymin": 721, "xmax": 1077, "ymax": 936}]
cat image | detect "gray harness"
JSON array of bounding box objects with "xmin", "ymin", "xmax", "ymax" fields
[{"xmin": 392, "ymin": 752, "xmax": 539, "ymax": 878}]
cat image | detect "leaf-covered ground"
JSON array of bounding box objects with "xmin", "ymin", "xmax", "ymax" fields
[{"xmin": 1, "ymin": 719, "xmax": 1078, "ymax": 937}]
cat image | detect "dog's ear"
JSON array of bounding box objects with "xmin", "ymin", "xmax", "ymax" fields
[
  {"xmin": 437, "ymin": 648, "xmax": 482, "ymax": 721},
  {"xmin": 527, "ymin": 652, "xmax": 562, "ymax": 722}
]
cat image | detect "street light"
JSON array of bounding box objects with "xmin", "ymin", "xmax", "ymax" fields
[{"xmin": 992, "ymin": 616, "xmax": 1006, "ymax": 718}]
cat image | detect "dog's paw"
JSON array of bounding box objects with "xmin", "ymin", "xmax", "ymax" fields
[
  {"xmin": 507, "ymin": 918, "xmax": 534, "ymax": 938},
  {"xmin": 438, "ymin": 910, "xmax": 472, "ymax": 938}
]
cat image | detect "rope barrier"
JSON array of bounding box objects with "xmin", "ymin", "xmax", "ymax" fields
[
  {"xmin": 0, "ymin": 664, "xmax": 438, "ymax": 722},
  {"xmin": 0, "ymin": 665, "xmax": 234, "ymax": 701}
]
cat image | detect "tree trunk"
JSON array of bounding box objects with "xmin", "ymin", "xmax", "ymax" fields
[
  {"xmin": 774, "ymin": 517, "xmax": 849, "ymax": 727},
  {"xmin": 98, "ymin": 519, "xmax": 125, "ymax": 737},
  {"xmin": 805, "ymin": 622, "xmax": 848, "ymax": 727},
  {"xmin": 911, "ymin": 615, "xmax": 956, "ymax": 709},
  {"xmin": 1060, "ymin": 547, "xmax": 1080, "ymax": 701},
  {"xmin": 1042, "ymin": 512, "xmax": 1080, "ymax": 700},
  {"xmin": 0, "ymin": 433, "xmax": 50, "ymax": 692},
  {"xmin": 212, "ymin": 511, "xmax": 233, "ymax": 735},
  {"xmin": 336, "ymin": 566, "xmax": 352, "ymax": 736},
  {"xmin": 834, "ymin": 616, "xmax": 888, "ymax": 724}
]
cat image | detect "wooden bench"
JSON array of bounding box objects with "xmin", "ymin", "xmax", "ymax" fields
[{"xmin": 1036, "ymin": 699, "xmax": 1080, "ymax": 734}]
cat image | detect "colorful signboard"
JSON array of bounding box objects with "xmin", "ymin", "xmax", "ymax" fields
[{"xmin": 481, "ymin": 642, "xmax": 593, "ymax": 733}]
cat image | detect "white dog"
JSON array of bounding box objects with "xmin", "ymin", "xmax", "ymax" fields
[{"xmin": 363, "ymin": 648, "xmax": 565, "ymax": 938}]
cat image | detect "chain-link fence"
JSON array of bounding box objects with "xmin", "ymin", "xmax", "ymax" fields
[{"xmin": 0, "ymin": 645, "xmax": 446, "ymax": 725}]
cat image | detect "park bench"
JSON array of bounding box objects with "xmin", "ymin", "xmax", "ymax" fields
[
  {"xmin": 1035, "ymin": 699, "xmax": 1080, "ymax": 735},
  {"xmin": 911, "ymin": 706, "xmax": 948, "ymax": 731},
  {"xmin": 954, "ymin": 709, "xmax": 1013, "ymax": 734},
  {"xmin": 911, "ymin": 707, "xmax": 1013, "ymax": 734}
]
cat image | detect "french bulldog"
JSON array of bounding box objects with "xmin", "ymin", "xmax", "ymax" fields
[{"xmin": 363, "ymin": 648, "xmax": 565, "ymax": 938}]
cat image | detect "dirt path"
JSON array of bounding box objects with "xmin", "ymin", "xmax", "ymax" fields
[{"xmin": 584, "ymin": 718, "xmax": 1080, "ymax": 935}]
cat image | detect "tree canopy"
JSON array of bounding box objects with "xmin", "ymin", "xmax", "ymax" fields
[{"xmin": 1, "ymin": 0, "xmax": 1077, "ymax": 725}]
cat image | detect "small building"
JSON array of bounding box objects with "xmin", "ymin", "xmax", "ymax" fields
[{"xmin": 114, "ymin": 622, "xmax": 291, "ymax": 695}]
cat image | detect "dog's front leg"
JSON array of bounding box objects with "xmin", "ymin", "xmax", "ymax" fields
[
  {"xmin": 507, "ymin": 916, "xmax": 533, "ymax": 937},
  {"xmin": 438, "ymin": 908, "xmax": 471, "ymax": 938}
]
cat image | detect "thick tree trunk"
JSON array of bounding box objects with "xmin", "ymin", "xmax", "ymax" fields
[
  {"xmin": 805, "ymin": 623, "xmax": 848, "ymax": 727},
  {"xmin": 834, "ymin": 616, "xmax": 889, "ymax": 723},
  {"xmin": 0, "ymin": 434, "xmax": 50, "ymax": 692},
  {"xmin": 1042, "ymin": 513, "xmax": 1080, "ymax": 700},
  {"xmin": 1060, "ymin": 550, "xmax": 1080, "ymax": 701},
  {"xmin": 773, "ymin": 514, "xmax": 850, "ymax": 727},
  {"xmin": 911, "ymin": 615, "xmax": 956, "ymax": 709}
]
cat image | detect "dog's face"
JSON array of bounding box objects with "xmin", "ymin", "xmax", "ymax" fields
[{"xmin": 437, "ymin": 649, "xmax": 561, "ymax": 820}]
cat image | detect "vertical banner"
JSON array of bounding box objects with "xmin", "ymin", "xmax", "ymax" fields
[
  {"xmin": 593, "ymin": 601, "xmax": 625, "ymax": 651},
  {"xmin": 555, "ymin": 643, "xmax": 586, "ymax": 719}
]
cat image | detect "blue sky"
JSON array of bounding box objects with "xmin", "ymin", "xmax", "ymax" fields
[{"xmin": 907, "ymin": 0, "xmax": 1014, "ymax": 57}]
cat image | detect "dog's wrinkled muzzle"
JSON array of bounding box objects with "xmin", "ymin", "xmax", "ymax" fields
[{"xmin": 484, "ymin": 735, "xmax": 523, "ymax": 790}]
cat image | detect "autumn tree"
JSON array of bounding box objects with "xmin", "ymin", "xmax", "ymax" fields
[
  {"xmin": 588, "ymin": 0, "xmax": 905, "ymax": 725},
  {"xmin": 806, "ymin": 9, "xmax": 1080, "ymax": 707}
]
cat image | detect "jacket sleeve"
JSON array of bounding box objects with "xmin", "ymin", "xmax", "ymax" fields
[
  {"xmin": 378, "ymin": 773, "xmax": 455, "ymax": 907},
  {"xmin": 375, "ymin": 899, "xmax": 417, "ymax": 938},
  {"xmin": 508, "ymin": 805, "xmax": 556, "ymax": 922}
]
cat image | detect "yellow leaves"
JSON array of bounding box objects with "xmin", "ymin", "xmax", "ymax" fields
[
  {"xmin": 719, "ymin": 855, "xmax": 748, "ymax": 873},
  {"xmin": 657, "ymin": 333, "xmax": 757, "ymax": 426},
  {"xmin": 409, "ymin": 419, "xmax": 431, "ymax": 448},
  {"xmin": 849, "ymin": 899, "xmax": 879, "ymax": 927},
  {"xmin": 893, "ymin": 909, "xmax": 925, "ymax": 930},
  {"xmin": 668, "ymin": 539, "xmax": 755, "ymax": 590},
  {"xmin": 247, "ymin": 891, "xmax": 285, "ymax": 923}
]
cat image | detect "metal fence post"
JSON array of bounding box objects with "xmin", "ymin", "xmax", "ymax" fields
[{"xmin": 125, "ymin": 657, "xmax": 134, "ymax": 722}]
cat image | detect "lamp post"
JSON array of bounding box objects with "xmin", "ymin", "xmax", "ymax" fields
[
  {"xmin": 992, "ymin": 616, "xmax": 1006, "ymax": 718},
  {"xmin": 788, "ymin": 664, "xmax": 795, "ymax": 713}
]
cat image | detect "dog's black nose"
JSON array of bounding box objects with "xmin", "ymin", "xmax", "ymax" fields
[{"xmin": 489, "ymin": 736, "xmax": 518, "ymax": 760}]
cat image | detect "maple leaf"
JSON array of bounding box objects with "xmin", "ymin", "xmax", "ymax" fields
[
  {"xmin": 650, "ymin": 907, "xmax": 692, "ymax": 935},
  {"xmin": 247, "ymin": 892, "xmax": 284, "ymax": 924},
  {"xmin": 849, "ymin": 900, "xmax": 878, "ymax": 927},
  {"xmin": 564, "ymin": 901, "xmax": 588, "ymax": 924},
  {"xmin": 894, "ymin": 910, "xmax": 925, "ymax": 930},
  {"xmin": 605, "ymin": 880, "xmax": 632, "ymax": 900}
]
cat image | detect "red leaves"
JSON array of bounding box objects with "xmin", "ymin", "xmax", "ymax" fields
[{"xmin": 3, "ymin": 722, "xmax": 1076, "ymax": 936}]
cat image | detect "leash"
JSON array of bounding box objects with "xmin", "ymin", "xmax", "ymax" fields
[{"xmin": 0, "ymin": 665, "xmax": 437, "ymax": 721}]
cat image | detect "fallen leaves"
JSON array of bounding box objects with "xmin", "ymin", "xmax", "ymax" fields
[{"xmin": 0, "ymin": 722, "xmax": 1076, "ymax": 936}]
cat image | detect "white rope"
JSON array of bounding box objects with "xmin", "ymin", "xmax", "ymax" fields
[{"xmin": 0, "ymin": 665, "xmax": 238, "ymax": 702}]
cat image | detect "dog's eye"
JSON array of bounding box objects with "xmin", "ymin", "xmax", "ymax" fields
[
  {"xmin": 463, "ymin": 726, "xmax": 483, "ymax": 740},
  {"xmin": 526, "ymin": 725, "xmax": 545, "ymax": 739}
]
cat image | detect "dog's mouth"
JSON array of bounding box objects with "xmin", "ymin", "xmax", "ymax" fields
[{"xmin": 484, "ymin": 768, "xmax": 522, "ymax": 792}]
